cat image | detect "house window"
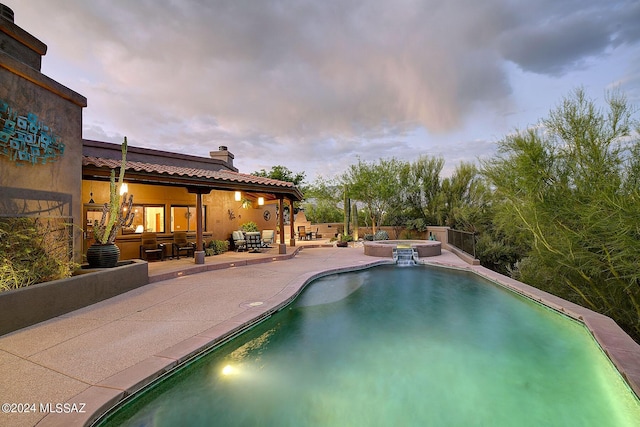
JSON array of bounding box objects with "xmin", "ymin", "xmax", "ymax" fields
[
  {"xmin": 128, "ymin": 205, "xmax": 165, "ymax": 233},
  {"xmin": 171, "ymin": 205, "xmax": 205, "ymax": 232}
]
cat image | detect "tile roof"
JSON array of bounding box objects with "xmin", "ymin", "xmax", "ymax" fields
[{"xmin": 82, "ymin": 156, "xmax": 297, "ymax": 189}]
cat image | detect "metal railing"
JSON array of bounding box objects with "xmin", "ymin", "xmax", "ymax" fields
[{"xmin": 447, "ymin": 228, "xmax": 476, "ymax": 259}]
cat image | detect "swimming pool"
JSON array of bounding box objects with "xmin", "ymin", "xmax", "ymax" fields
[{"xmin": 97, "ymin": 265, "xmax": 640, "ymax": 426}]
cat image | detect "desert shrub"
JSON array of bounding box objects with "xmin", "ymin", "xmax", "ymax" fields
[
  {"xmin": 206, "ymin": 240, "xmax": 229, "ymax": 256},
  {"xmin": 373, "ymin": 230, "xmax": 389, "ymax": 241},
  {"xmin": 213, "ymin": 240, "xmax": 229, "ymax": 254},
  {"xmin": 240, "ymin": 221, "xmax": 259, "ymax": 232},
  {"xmin": 405, "ymin": 218, "xmax": 428, "ymax": 233},
  {"xmin": 0, "ymin": 217, "xmax": 76, "ymax": 291}
]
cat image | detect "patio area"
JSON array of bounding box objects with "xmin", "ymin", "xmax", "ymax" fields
[{"xmin": 146, "ymin": 237, "xmax": 334, "ymax": 283}]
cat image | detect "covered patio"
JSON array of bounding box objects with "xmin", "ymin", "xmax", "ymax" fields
[{"xmin": 82, "ymin": 140, "xmax": 305, "ymax": 264}]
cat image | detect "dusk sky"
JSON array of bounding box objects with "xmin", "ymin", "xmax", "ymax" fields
[{"xmin": 8, "ymin": 0, "xmax": 640, "ymax": 180}]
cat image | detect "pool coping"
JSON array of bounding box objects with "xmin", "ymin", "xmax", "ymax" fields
[{"xmin": 37, "ymin": 250, "xmax": 640, "ymax": 426}]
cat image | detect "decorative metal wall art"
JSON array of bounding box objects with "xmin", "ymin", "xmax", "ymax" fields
[{"xmin": 0, "ymin": 99, "xmax": 64, "ymax": 165}]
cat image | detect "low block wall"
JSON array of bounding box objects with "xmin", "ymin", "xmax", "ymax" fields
[
  {"xmin": 0, "ymin": 260, "xmax": 148, "ymax": 336},
  {"xmin": 363, "ymin": 240, "xmax": 442, "ymax": 258}
]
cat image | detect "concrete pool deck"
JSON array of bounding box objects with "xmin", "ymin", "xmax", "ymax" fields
[{"xmin": 0, "ymin": 246, "xmax": 639, "ymax": 426}]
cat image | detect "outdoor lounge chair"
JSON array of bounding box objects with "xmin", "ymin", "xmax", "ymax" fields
[
  {"xmin": 297, "ymin": 225, "xmax": 307, "ymax": 240},
  {"xmin": 245, "ymin": 232, "xmax": 262, "ymax": 252},
  {"xmin": 232, "ymin": 230, "xmax": 246, "ymax": 251},
  {"xmin": 139, "ymin": 232, "xmax": 165, "ymax": 261},
  {"xmin": 261, "ymin": 229, "xmax": 274, "ymax": 247},
  {"xmin": 172, "ymin": 232, "xmax": 195, "ymax": 259}
]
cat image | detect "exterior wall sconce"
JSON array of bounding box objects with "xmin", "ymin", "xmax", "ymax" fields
[
  {"xmin": 258, "ymin": 197, "xmax": 264, "ymax": 206},
  {"xmin": 120, "ymin": 183, "xmax": 129, "ymax": 196},
  {"xmin": 235, "ymin": 191, "xmax": 242, "ymax": 201}
]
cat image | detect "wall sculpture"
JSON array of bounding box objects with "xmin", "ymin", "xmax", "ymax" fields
[{"xmin": 0, "ymin": 98, "xmax": 64, "ymax": 165}]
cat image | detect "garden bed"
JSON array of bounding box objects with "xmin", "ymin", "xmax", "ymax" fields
[{"xmin": 0, "ymin": 260, "xmax": 148, "ymax": 336}]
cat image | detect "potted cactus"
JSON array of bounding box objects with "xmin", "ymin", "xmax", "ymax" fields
[
  {"xmin": 336, "ymin": 234, "xmax": 353, "ymax": 247},
  {"xmin": 86, "ymin": 138, "xmax": 134, "ymax": 268}
]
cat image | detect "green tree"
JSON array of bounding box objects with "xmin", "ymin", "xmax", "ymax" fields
[
  {"xmin": 303, "ymin": 177, "xmax": 343, "ymax": 223},
  {"xmin": 253, "ymin": 165, "xmax": 306, "ymax": 188},
  {"xmin": 253, "ymin": 165, "xmax": 308, "ymax": 213},
  {"xmin": 342, "ymin": 158, "xmax": 404, "ymax": 233},
  {"xmin": 482, "ymin": 88, "xmax": 640, "ymax": 340},
  {"xmin": 437, "ymin": 161, "xmax": 484, "ymax": 229},
  {"xmin": 398, "ymin": 155, "xmax": 444, "ymax": 225}
]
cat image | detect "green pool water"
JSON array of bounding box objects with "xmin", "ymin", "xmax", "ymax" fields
[{"xmin": 98, "ymin": 265, "xmax": 640, "ymax": 426}]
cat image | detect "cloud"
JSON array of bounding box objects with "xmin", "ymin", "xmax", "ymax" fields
[
  {"xmin": 9, "ymin": 0, "xmax": 640, "ymax": 179},
  {"xmin": 498, "ymin": 0, "xmax": 640, "ymax": 75},
  {"xmin": 18, "ymin": 0, "xmax": 515, "ymax": 135}
]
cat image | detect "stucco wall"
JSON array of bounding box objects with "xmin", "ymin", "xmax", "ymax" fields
[{"xmin": 0, "ymin": 59, "xmax": 86, "ymax": 261}]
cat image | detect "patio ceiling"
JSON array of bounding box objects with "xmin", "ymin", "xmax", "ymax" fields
[{"xmin": 82, "ymin": 156, "xmax": 304, "ymax": 202}]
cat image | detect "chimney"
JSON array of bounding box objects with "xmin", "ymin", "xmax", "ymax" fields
[
  {"xmin": 0, "ymin": 3, "xmax": 47, "ymax": 70},
  {"xmin": 210, "ymin": 145, "xmax": 234, "ymax": 168},
  {"xmin": 0, "ymin": 4, "xmax": 14, "ymax": 22}
]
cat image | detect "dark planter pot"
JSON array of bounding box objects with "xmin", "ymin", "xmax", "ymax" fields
[
  {"xmin": 87, "ymin": 243, "xmax": 120, "ymax": 268},
  {"xmin": 336, "ymin": 241, "xmax": 348, "ymax": 247}
]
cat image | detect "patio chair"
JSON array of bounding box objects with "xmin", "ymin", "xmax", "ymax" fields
[
  {"xmin": 245, "ymin": 232, "xmax": 262, "ymax": 252},
  {"xmin": 139, "ymin": 232, "xmax": 165, "ymax": 261},
  {"xmin": 297, "ymin": 225, "xmax": 307, "ymax": 240},
  {"xmin": 172, "ymin": 232, "xmax": 195, "ymax": 259},
  {"xmin": 232, "ymin": 230, "xmax": 246, "ymax": 251},
  {"xmin": 261, "ymin": 229, "xmax": 275, "ymax": 247}
]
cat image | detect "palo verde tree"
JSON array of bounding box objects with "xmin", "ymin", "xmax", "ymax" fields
[
  {"xmin": 341, "ymin": 158, "xmax": 404, "ymax": 234},
  {"xmin": 482, "ymin": 88, "xmax": 640, "ymax": 341},
  {"xmin": 398, "ymin": 155, "xmax": 444, "ymax": 225},
  {"xmin": 302, "ymin": 176, "xmax": 344, "ymax": 224},
  {"xmin": 437, "ymin": 161, "xmax": 487, "ymax": 230}
]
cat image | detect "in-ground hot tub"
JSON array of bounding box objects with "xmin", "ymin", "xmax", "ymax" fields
[{"xmin": 363, "ymin": 240, "xmax": 441, "ymax": 258}]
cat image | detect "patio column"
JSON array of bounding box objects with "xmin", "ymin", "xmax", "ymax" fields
[
  {"xmin": 289, "ymin": 198, "xmax": 295, "ymax": 247},
  {"xmin": 188, "ymin": 187, "xmax": 211, "ymax": 264},
  {"xmin": 278, "ymin": 196, "xmax": 286, "ymax": 254}
]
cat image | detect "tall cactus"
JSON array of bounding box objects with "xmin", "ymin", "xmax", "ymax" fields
[
  {"xmin": 93, "ymin": 137, "xmax": 134, "ymax": 244},
  {"xmin": 352, "ymin": 204, "xmax": 359, "ymax": 241},
  {"xmin": 343, "ymin": 184, "xmax": 351, "ymax": 237}
]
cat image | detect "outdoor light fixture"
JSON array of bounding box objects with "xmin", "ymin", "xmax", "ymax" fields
[
  {"xmin": 235, "ymin": 191, "xmax": 241, "ymax": 201},
  {"xmin": 120, "ymin": 183, "xmax": 129, "ymax": 196},
  {"xmin": 258, "ymin": 197, "xmax": 264, "ymax": 206}
]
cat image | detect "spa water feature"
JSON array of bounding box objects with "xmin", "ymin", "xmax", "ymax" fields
[
  {"xmin": 97, "ymin": 265, "xmax": 640, "ymax": 426},
  {"xmin": 392, "ymin": 247, "xmax": 417, "ymax": 266}
]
